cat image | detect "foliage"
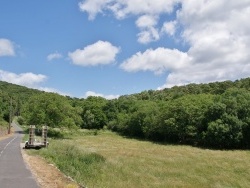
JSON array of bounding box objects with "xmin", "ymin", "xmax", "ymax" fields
[
  {"xmin": 22, "ymin": 93, "xmax": 82, "ymax": 128},
  {"xmin": 79, "ymin": 96, "xmax": 108, "ymax": 129},
  {"xmin": 1, "ymin": 77, "xmax": 250, "ymax": 149}
]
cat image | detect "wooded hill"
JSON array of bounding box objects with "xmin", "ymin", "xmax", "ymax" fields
[{"xmin": 0, "ymin": 78, "xmax": 250, "ymax": 149}]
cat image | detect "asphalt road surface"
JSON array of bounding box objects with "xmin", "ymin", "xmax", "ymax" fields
[{"xmin": 0, "ymin": 123, "xmax": 39, "ymax": 188}]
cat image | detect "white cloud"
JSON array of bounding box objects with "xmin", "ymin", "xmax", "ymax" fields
[
  {"xmin": 79, "ymin": 0, "xmax": 180, "ymax": 43},
  {"xmin": 136, "ymin": 15, "xmax": 160, "ymax": 44},
  {"xmin": 68, "ymin": 40, "xmax": 120, "ymax": 66},
  {"xmin": 137, "ymin": 28, "xmax": 160, "ymax": 44},
  {"xmin": 0, "ymin": 38, "xmax": 15, "ymax": 57},
  {"xmin": 121, "ymin": 0, "xmax": 250, "ymax": 88},
  {"xmin": 47, "ymin": 52, "xmax": 63, "ymax": 61},
  {"xmin": 165, "ymin": 0, "xmax": 250, "ymax": 87},
  {"xmin": 79, "ymin": 0, "xmax": 179, "ymax": 19},
  {"xmin": 84, "ymin": 91, "xmax": 119, "ymax": 100},
  {"xmin": 0, "ymin": 70, "xmax": 47, "ymax": 88},
  {"xmin": 120, "ymin": 48, "xmax": 190, "ymax": 75},
  {"xmin": 80, "ymin": 0, "xmax": 250, "ymax": 88},
  {"xmin": 79, "ymin": 0, "xmax": 112, "ymax": 20},
  {"xmin": 136, "ymin": 15, "xmax": 157, "ymax": 28},
  {"xmin": 161, "ymin": 21, "xmax": 177, "ymax": 36}
]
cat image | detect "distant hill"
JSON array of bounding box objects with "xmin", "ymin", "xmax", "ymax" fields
[
  {"xmin": 1, "ymin": 77, "xmax": 250, "ymax": 102},
  {"xmin": 0, "ymin": 81, "xmax": 44, "ymax": 100},
  {"xmin": 1, "ymin": 78, "xmax": 250, "ymax": 149},
  {"xmin": 126, "ymin": 77, "xmax": 250, "ymax": 101},
  {"xmin": 0, "ymin": 81, "xmax": 45, "ymax": 124}
]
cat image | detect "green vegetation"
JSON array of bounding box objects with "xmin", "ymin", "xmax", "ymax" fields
[
  {"xmin": 29, "ymin": 130, "xmax": 250, "ymax": 188},
  {"xmin": 22, "ymin": 93, "xmax": 82, "ymax": 128},
  {"xmin": 0, "ymin": 78, "xmax": 250, "ymax": 149},
  {"xmin": 2, "ymin": 78, "xmax": 250, "ymax": 187}
]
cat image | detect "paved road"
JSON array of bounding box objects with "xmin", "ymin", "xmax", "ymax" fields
[{"xmin": 0, "ymin": 123, "xmax": 39, "ymax": 188}]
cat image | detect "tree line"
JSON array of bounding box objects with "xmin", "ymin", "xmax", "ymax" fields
[{"xmin": 0, "ymin": 78, "xmax": 250, "ymax": 149}]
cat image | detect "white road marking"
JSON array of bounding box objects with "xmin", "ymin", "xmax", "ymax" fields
[{"xmin": 0, "ymin": 137, "xmax": 17, "ymax": 158}]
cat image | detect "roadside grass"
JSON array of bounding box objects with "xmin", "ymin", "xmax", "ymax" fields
[
  {"xmin": 0, "ymin": 120, "xmax": 8, "ymax": 130},
  {"xmin": 28, "ymin": 130, "xmax": 250, "ymax": 188}
]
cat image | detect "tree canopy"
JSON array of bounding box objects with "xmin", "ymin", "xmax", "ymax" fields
[{"xmin": 0, "ymin": 77, "xmax": 250, "ymax": 149}]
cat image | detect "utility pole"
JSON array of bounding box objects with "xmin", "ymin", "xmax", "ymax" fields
[{"xmin": 8, "ymin": 97, "xmax": 12, "ymax": 134}]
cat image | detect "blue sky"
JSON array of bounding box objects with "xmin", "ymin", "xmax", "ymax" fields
[{"xmin": 0, "ymin": 0, "xmax": 250, "ymax": 99}]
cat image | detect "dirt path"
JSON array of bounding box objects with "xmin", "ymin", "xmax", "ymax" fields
[{"xmin": 21, "ymin": 148, "xmax": 81, "ymax": 188}]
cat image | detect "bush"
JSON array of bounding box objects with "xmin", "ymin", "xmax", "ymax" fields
[
  {"xmin": 17, "ymin": 116, "xmax": 25, "ymax": 125},
  {"xmin": 204, "ymin": 115, "xmax": 243, "ymax": 149}
]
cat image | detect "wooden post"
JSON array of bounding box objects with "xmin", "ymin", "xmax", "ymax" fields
[
  {"xmin": 8, "ymin": 97, "xmax": 12, "ymax": 134},
  {"xmin": 28, "ymin": 125, "xmax": 35, "ymax": 145},
  {"xmin": 42, "ymin": 125, "xmax": 48, "ymax": 147}
]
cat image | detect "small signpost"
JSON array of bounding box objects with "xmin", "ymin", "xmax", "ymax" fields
[{"xmin": 24, "ymin": 125, "xmax": 49, "ymax": 149}]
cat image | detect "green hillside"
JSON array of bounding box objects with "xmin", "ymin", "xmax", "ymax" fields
[{"xmin": 1, "ymin": 77, "xmax": 250, "ymax": 149}]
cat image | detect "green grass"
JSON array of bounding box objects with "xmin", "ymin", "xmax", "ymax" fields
[{"xmin": 29, "ymin": 130, "xmax": 250, "ymax": 188}]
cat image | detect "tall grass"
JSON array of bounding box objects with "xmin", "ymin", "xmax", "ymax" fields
[
  {"xmin": 33, "ymin": 140, "xmax": 105, "ymax": 187},
  {"xmin": 30, "ymin": 130, "xmax": 250, "ymax": 188}
]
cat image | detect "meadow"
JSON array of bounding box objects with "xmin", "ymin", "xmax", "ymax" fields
[{"xmin": 28, "ymin": 129, "xmax": 250, "ymax": 188}]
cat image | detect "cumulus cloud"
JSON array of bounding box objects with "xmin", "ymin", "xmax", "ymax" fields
[
  {"xmin": 120, "ymin": 0, "xmax": 250, "ymax": 88},
  {"xmin": 0, "ymin": 38, "xmax": 15, "ymax": 56},
  {"xmin": 136, "ymin": 15, "xmax": 160, "ymax": 43},
  {"xmin": 79, "ymin": 0, "xmax": 179, "ymax": 19},
  {"xmin": 161, "ymin": 21, "xmax": 177, "ymax": 36},
  {"xmin": 136, "ymin": 15, "xmax": 157, "ymax": 28},
  {"xmin": 78, "ymin": 0, "xmax": 111, "ymax": 20},
  {"xmin": 47, "ymin": 52, "xmax": 63, "ymax": 61},
  {"xmin": 68, "ymin": 40, "xmax": 120, "ymax": 66},
  {"xmin": 84, "ymin": 91, "xmax": 119, "ymax": 100},
  {"xmin": 120, "ymin": 48, "xmax": 190, "ymax": 75},
  {"xmin": 79, "ymin": 0, "xmax": 179, "ymax": 43},
  {"xmin": 166, "ymin": 0, "xmax": 250, "ymax": 87},
  {"xmin": 0, "ymin": 70, "xmax": 47, "ymax": 88},
  {"xmin": 80, "ymin": 0, "xmax": 250, "ymax": 88}
]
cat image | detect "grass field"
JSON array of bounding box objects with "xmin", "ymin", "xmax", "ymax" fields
[{"xmin": 28, "ymin": 130, "xmax": 250, "ymax": 188}]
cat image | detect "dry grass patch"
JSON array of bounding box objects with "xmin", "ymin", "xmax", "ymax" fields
[{"xmin": 0, "ymin": 127, "xmax": 13, "ymax": 141}]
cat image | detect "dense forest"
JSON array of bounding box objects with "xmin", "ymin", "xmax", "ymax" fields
[{"xmin": 0, "ymin": 78, "xmax": 250, "ymax": 149}]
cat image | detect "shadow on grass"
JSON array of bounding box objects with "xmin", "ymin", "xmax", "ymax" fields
[{"xmin": 115, "ymin": 131, "xmax": 250, "ymax": 151}]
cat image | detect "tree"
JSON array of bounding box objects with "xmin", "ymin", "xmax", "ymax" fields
[
  {"xmin": 22, "ymin": 93, "xmax": 82, "ymax": 128},
  {"xmin": 80, "ymin": 96, "xmax": 107, "ymax": 129},
  {"xmin": 157, "ymin": 94, "xmax": 214, "ymax": 144}
]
